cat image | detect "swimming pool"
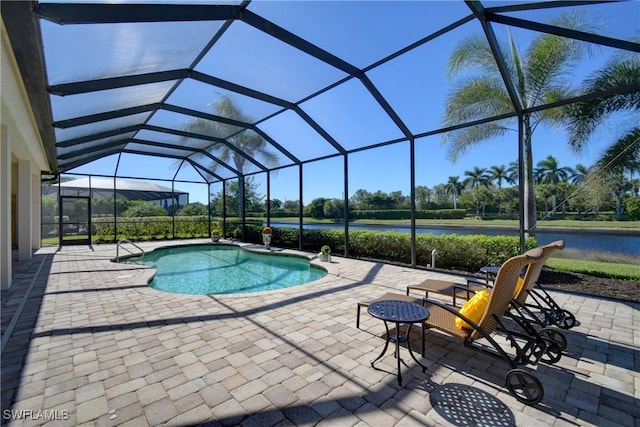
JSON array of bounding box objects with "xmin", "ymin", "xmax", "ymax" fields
[{"xmin": 122, "ymin": 244, "xmax": 327, "ymax": 295}]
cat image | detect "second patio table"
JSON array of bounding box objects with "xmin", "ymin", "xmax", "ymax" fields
[{"xmin": 367, "ymin": 300, "xmax": 430, "ymax": 386}]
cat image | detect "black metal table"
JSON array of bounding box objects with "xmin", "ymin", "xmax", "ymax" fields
[
  {"xmin": 367, "ymin": 300, "xmax": 430, "ymax": 386},
  {"xmin": 480, "ymin": 265, "xmax": 500, "ymax": 284}
]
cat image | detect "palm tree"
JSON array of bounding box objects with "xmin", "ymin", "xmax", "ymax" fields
[
  {"xmin": 488, "ymin": 165, "xmax": 510, "ymax": 189},
  {"xmin": 566, "ymin": 51, "xmax": 640, "ymax": 175},
  {"xmin": 535, "ymin": 155, "xmax": 571, "ymax": 215},
  {"xmin": 181, "ymin": 95, "xmax": 279, "ymax": 217},
  {"xmin": 536, "ymin": 156, "xmax": 571, "ymax": 185},
  {"xmin": 506, "ymin": 161, "xmax": 519, "ymax": 185},
  {"xmin": 441, "ymin": 12, "xmax": 595, "ymax": 235},
  {"xmin": 445, "ymin": 176, "xmax": 464, "ymax": 209},
  {"xmin": 569, "ymin": 163, "xmax": 590, "ymax": 185},
  {"xmin": 463, "ymin": 167, "xmax": 489, "ymax": 190},
  {"xmin": 595, "ymin": 129, "xmax": 640, "ymax": 180},
  {"xmin": 182, "ymin": 95, "xmax": 279, "ymax": 174}
]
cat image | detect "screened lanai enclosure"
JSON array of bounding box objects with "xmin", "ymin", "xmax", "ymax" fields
[{"xmin": 3, "ymin": 1, "xmax": 639, "ymax": 264}]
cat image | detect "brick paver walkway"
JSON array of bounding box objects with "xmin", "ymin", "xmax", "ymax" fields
[{"xmin": 1, "ymin": 239, "xmax": 638, "ymax": 426}]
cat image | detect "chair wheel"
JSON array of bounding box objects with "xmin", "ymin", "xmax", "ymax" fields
[
  {"xmin": 506, "ymin": 369, "xmax": 544, "ymax": 405},
  {"xmin": 539, "ymin": 327, "xmax": 567, "ymax": 351},
  {"xmin": 554, "ymin": 310, "xmax": 576, "ymax": 329},
  {"xmin": 539, "ymin": 339, "xmax": 562, "ymax": 364},
  {"xmin": 522, "ymin": 338, "xmax": 561, "ymax": 365}
]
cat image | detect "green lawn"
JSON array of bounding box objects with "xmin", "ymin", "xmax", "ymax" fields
[{"xmin": 546, "ymin": 258, "xmax": 640, "ymax": 280}]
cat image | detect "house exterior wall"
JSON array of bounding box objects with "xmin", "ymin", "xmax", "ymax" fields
[{"xmin": 1, "ymin": 19, "xmax": 49, "ymax": 289}]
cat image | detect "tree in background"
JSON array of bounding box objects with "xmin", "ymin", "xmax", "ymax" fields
[
  {"xmin": 441, "ymin": 12, "xmax": 595, "ymax": 235},
  {"xmin": 323, "ymin": 199, "xmax": 345, "ymax": 220},
  {"xmin": 175, "ymin": 202, "xmax": 208, "ymax": 216},
  {"xmin": 414, "ymin": 185, "xmax": 433, "ymax": 209},
  {"xmin": 282, "ymin": 200, "xmax": 299, "ymax": 213},
  {"xmin": 121, "ymin": 201, "xmax": 167, "ymax": 217},
  {"xmin": 488, "ymin": 165, "xmax": 511, "ymax": 189},
  {"xmin": 569, "ymin": 163, "xmax": 590, "ymax": 185},
  {"xmin": 210, "ymin": 176, "xmax": 264, "ymax": 216},
  {"xmin": 535, "ymin": 155, "xmax": 571, "ymax": 215},
  {"xmin": 463, "ymin": 167, "xmax": 489, "ymax": 190},
  {"xmin": 304, "ymin": 198, "xmax": 327, "ymax": 218},
  {"xmin": 445, "ymin": 176, "xmax": 464, "ymax": 209}
]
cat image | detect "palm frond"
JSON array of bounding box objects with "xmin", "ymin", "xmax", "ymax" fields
[
  {"xmin": 596, "ymin": 127, "xmax": 640, "ymax": 174},
  {"xmin": 525, "ymin": 11, "xmax": 596, "ymax": 108},
  {"xmin": 447, "ymin": 34, "xmax": 502, "ymax": 80},
  {"xmin": 567, "ymin": 56, "xmax": 640, "ymax": 151},
  {"xmin": 443, "ymin": 122, "xmax": 510, "ymax": 162},
  {"xmin": 443, "ymin": 76, "xmax": 513, "ymax": 126}
]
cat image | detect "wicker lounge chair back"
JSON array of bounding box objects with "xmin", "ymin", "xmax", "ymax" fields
[
  {"xmin": 512, "ymin": 240, "xmax": 565, "ymax": 305},
  {"xmin": 468, "ymin": 246, "xmax": 544, "ymax": 340}
]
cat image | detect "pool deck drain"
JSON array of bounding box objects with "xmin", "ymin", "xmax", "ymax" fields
[{"xmin": 1, "ymin": 239, "xmax": 638, "ymax": 426}]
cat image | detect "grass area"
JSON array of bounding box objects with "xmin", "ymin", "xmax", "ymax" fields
[
  {"xmin": 546, "ymin": 258, "xmax": 640, "ymax": 280},
  {"xmin": 547, "ymin": 249, "xmax": 640, "ymax": 280}
]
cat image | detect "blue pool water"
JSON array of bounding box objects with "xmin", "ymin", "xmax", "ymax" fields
[{"xmin": 124, "ymin": 244, "xmax": 327, "ymax": 295}]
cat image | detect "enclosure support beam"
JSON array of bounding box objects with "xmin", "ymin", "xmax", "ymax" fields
[
  {"xmin": 298, "ymin": 164, "xmax": 303, "ymax": 251},
  {"xmin": 222, "ymin": 180, "xmax": 227, "ymax": 238},
  {"xmin": 343, "ymin": 154, "xmax": 349, "ymax": 258},
  {"xmin": 266, "ymin": 172, "xmax": 271, "ymax": 228},
  {"xmin": 410, "ymin": 138, "xmax": 417, "ymax": 268}
]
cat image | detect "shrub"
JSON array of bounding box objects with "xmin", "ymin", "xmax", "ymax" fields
[
  {"xmin": 242, "ymin": 225, "xmax": 534, "ymax": 272},
  {"xmin": 626, "ymin": 198, "xmax": 640, "ymax": 220}
]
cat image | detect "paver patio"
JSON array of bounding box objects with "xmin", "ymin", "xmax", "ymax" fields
[{"xmin": 1, "ymin": 239, "xmax": 639, "ymax": 426}]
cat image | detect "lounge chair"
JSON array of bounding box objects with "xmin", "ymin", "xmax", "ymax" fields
[
  {"xmin": 514, "ymin": 241, "xmax": 577, "ymax": 329},
  {"xmin": 422, "ymin": 247, "xmax": 550, "ymax": 405},
  {"xmin": 473, "ymin": 240, "xmax": 575, "ymax": 333},
  {"xmin": 409, "ymin": 240, "xmax": 574, "ymax": 333}
]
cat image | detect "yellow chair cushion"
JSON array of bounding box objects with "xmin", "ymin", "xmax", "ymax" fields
[
  {"xmin": 456, "ymin": 290, "xmax": 490, "ymax": 330},
  {"xmin": 513, "ymin": 276, "xmax": 525, "ymax": 297}
]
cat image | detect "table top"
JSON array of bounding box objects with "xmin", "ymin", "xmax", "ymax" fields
[
  {"xmin": 367, "ymin": 300, "xmax": 430, "ymax": 323},
  {"xmin": 480, "ymin": 265, "xmax": 500, "ymax": 275}
]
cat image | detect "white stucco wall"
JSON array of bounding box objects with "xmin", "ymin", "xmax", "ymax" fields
[{"xmin": 1, "ymin": 19, "xmax": 49, "ymax": 288}]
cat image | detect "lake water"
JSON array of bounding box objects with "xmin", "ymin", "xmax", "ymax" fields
[{"xmin": 269, "ymin": 222, "xmax": 640, "ymax": 257}]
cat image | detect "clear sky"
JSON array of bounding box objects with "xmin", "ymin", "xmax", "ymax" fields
[{"xmin": 60, "ymin": 1, "xmax": 639, "ymax": 206}]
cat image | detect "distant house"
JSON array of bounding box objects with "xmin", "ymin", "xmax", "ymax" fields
[{"xmin": 43, "ymin": 177, "xmax": 189, "ymax": 208}]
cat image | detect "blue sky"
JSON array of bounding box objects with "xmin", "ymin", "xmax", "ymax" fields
[{"xmin": 59, "ymin": 1, "xmax": 639, "ymax": 205}]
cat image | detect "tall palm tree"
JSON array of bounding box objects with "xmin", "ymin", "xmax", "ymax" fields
[
  {"xmin": 441, "ymin": 12, "xmax": 595, "ymax": 235},
  {"xmin": 488, "ymin": 165, "xmax": 510, "ymax": 189},
  {"xmin": 566, "ymin": 51, "xmax": 640, "ymax": 175},
  {"xmin": 535, "ymin": 155, "xmax": 571, "ymax": 215},
  {"xmin": 506, "ymin": 161, "xmax": 519, "ymax": 185},
  {"xmin": 181, "ymin": 95, "xmax": 279, "ymax": 217},
  {"xmin": 463, "ymin": 167, "xmax": 489, "ymax": 190},
  {"xmin": 535, "ymin": 155, "xmax": 571, "ymax": 185},
  {"xmin": 445, "ymin": 176, "xmax": 465, "ymax": 209},
  {"xmin": 569, "ymin": 163, "xmax": 590, "ymax": 185},
  {"xmin": 182, "ymin": 95, "xmax": 279, "ymax": 174}
]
